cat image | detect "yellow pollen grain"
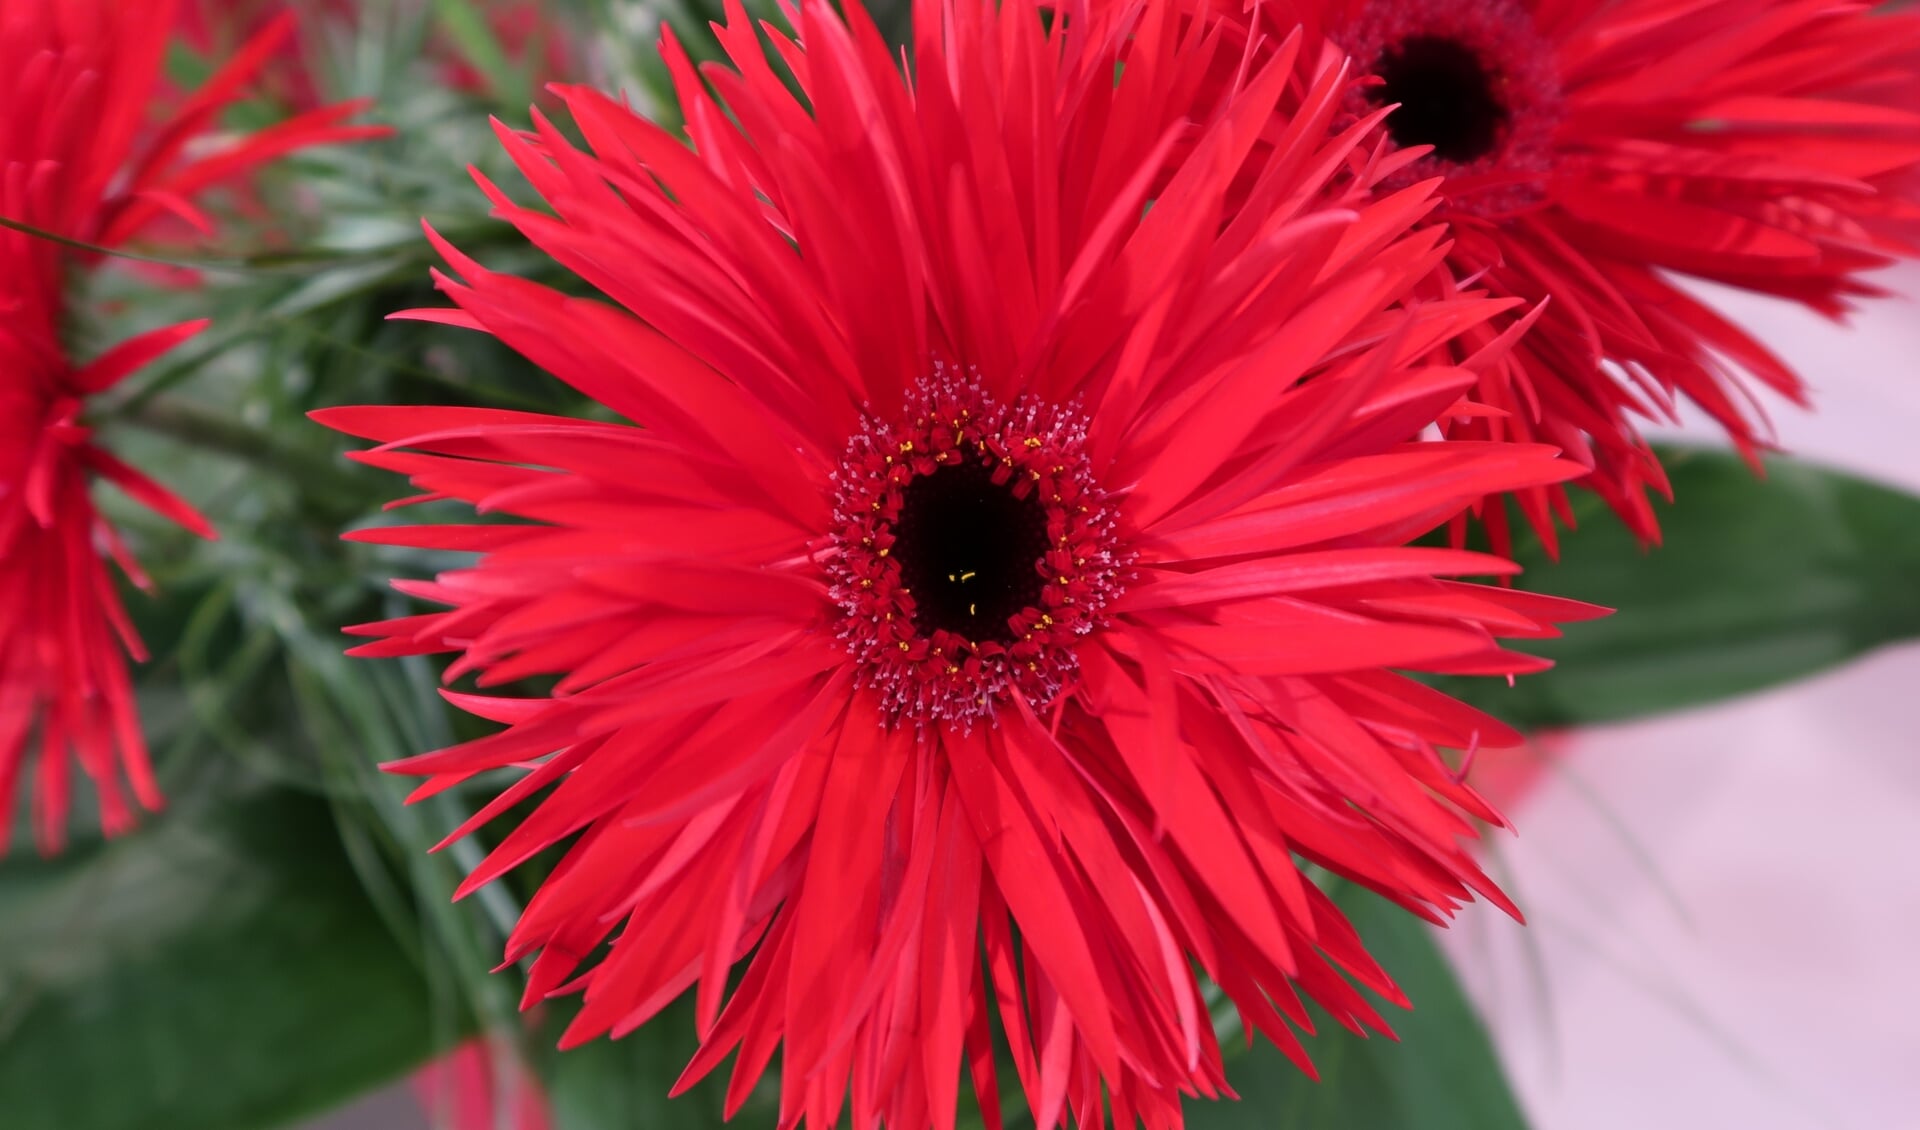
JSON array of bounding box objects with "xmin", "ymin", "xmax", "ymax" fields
[
  {"xmin": 878, "ymin": 548, "xmax": 890, "ymax": 557},
  {"xmin": 968, "ymin": 603, "xmax": 977, "ymax": 616},
  {"xmin": 900, "ymin": 441, "xmax": 914, "ymax": 452},
  {"xmin": 1024, "ymin": 437, "xmax": 1042, "ymax": 449},
  {"xmin": 959, "ymin": 571, "xmax": 976, "ymax": 582},
  {"xmin": 898, "ymin": 641, "xmax": 911, "ymax": 651}
]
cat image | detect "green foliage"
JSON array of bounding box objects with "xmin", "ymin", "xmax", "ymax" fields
[
  {"xmin": 1438, "ymin": 447, "xmax": 1920, "ymax": 729},
  {"xmin": 1189, "ymin": 886, "xmax": 1528, "ymax": 1130},
  {"xmin": 0, "ymin": 783, "xmax": 462, "ymax": 1130},
  {"xmin": 1, "ymin": 4, "xmax": 596, "ymax": 1124},
  {"xmin": 532, "ymin": 998, "xmax": 760, "ymax": 1130}
]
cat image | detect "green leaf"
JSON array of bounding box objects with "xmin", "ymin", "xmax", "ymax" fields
[
  {"xmin": 0, "ymin": 785, "xmax": 460, "ymax": 1130},
  {"xmin": 1190, "ymin": 886, "xmax": 1528, "ymax": 1130},
  {"xmin": 532, "ymin": 997, "xmax": 756, "ymax": 1130},
  {"xmin": 1436, "ymin": 447, "xmax": 1920, "ymax": 729},
  {"xmin": 432, "ymin": 0, "xmax": 534, "ymax": 112}
]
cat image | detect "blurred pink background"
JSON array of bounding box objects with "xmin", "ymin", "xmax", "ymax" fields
[{"xmin": 1447, "ymin": 265, "xmax": 1920, "ymax": 1130}]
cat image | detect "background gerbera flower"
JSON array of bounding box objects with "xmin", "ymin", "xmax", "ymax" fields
[
  {"xmin": 1208, "ymin": 0, "xmax": 1920, "ymax": 550},
  {"xmin": 321, "ymin": 0, "xmax": 1602, "ymax": 1125},
  {"xmin": 0, "ymin": 0, "xmax": 384, "ymax": 853}
]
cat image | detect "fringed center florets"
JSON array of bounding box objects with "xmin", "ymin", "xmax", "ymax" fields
[
  {"xmin": 1347, "ymin": 0, "xmax": 1564, "ymax": 215},
  {"xmin": 827, "ymin": 367, "xmax": 1127, "ymax": 728}
]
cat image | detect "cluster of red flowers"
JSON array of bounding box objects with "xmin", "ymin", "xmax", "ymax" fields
[{"xmin": 7, "ymin": 0, "xmax": 1920, "ymax": 1126}]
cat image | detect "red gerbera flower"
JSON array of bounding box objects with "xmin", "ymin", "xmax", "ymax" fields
[
  {"xmin": 1207, "ymin": 0, "xmax": 1920, "ymax": 548},
  {"xmin": 320, "ymin": 0, "xmax": 1601, "ymax": 1125},
  {"xmin": 0, "ymin": 0, "xmax": 384, "ymax": 853}
]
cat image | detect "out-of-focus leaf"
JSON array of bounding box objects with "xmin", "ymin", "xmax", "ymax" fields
[
  {"xmin": 0, "ymin": 785, "xmax": 461, "ymax": 1130},
  {"xmin": 433, "ymin": 0, "xmax": 533, "ymax": 111},
  {"xmin": 532, "ymin": 996, "xmax": 755, "ymax": 1130},
  {"xmin": 1437, "ymin": 447, "xmax": 1920, "ymax": 729},
  {"xmin": 1190, "ymin": 885, "xmax": 1528, "ymax": 1129}
]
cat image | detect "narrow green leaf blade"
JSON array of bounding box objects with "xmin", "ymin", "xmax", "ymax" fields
[
  {"xmin": 431, "ymin": 0, "xmax": 533, "ymax": 111},
  {"xmin": 0, "ymin": 787, "xmax": 454, "ymax": 1130},
  {"xmin": 1191, "ymin": 887, "xmax": 1528, "ymax": 1129},
  {"xmin": 1438, "ymin": 447, "xmax": 1920, "ymax": 729},
  {"xmin": 533, "ymin": 997, "xmax": 747, "ymax": 1130}
]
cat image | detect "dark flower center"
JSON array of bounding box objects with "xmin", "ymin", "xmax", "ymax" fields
[
  {"xmin": 1343, "ymin": 0, "xmax": 1564, "ymax": 215},
  {"xmin": 828, "ymin": 371, "xmax": 1128, "ymax": 726},
  {"xmin": 1371, "ymin": 35, "xmax": 1507, "ymax": 163},
  {"xmin": 891, "ymin": 462, "xmax": 1049, "ymax": 642}
]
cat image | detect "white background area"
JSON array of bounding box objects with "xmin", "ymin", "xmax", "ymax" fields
[{"xmin": 1445, "ymin": 267, "xmax": 1920, "ymax": 1130}]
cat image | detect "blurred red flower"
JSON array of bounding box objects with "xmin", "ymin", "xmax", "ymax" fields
[
  {"xmin": 323, "ymin": 0, "xmax": 1602, "ymax": 1125},
  {"xmin": 1209, "ymin": 0, "xmax": 1920, "ymax": 551},
  {"xmin": 412, "ymin": 1040, "xmax": 552, "ymax": 1130},
  {"xmin": 437, "ymin": 1, "xmax": 577, "ymax": 99},
  {"xmin": 180, "ymin": 0, "xmax": 577, "ymax": 109},
  {"xmin": 0, "ymin": 0, "xmax": 384, "ymax": 853},
  {"xmin": 175, "ymin": 0, "xmax": 350, "ymax": 112}
]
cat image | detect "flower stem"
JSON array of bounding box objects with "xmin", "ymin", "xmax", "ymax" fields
[{"xmin": 119, "ymin": 397, "xmax": 367, "ymax": 513}]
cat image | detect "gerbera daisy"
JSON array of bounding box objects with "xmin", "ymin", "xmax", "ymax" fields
[
  {"xmin": 321, "ymin": 0, "xmax": 1601, "ymax": 1125},
  {"xmin": 0, "ymin": 0, "xmax": 384, "ymax": 853},
  {"xmin": 1204, "ymin": 0, "xmax": 1920, "ymax": 548}
]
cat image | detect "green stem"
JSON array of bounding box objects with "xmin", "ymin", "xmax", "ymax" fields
[{"xmin": 119, "ymin": 397, "xmax": 368, "ymax": 514}]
